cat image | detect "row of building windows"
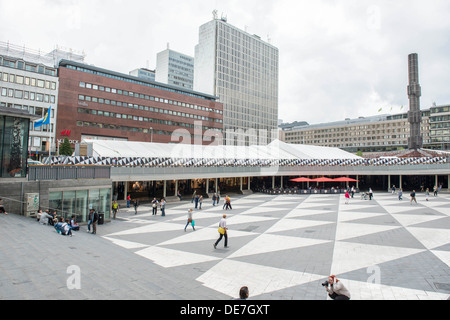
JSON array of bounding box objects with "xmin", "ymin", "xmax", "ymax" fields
[
  {"xmin": 79, "ymin": 81, "xmax": 222, "ymax": 115},
  {"xmin": 1, "ymin": 71, "xmax": 57, "ymax": 89},
  {"xmin": 77, "ymin": 94, "xmax": 223, "ymax": 124},
  {"xmin": 431, "ymin": 136, "xmax": 450, "ymax": 142},
  {"xmin": 64, "ymin": 63, "xmax": 214, "ymax": 101},
  {"xmin": 430, "ymin": 106, "xmax": 450, "ymax": 113},
  {"xmin": 169, "ymin": 56, "xmax": 194, "ymax": 68},
  {"xmin": 0, "ymin": 56, "xmax": 57, "ymax": 76},
  {"xmin": 77, "ymin": 107, "xmax": 222, "ymax": 132},
  {"xmin": 76, "ymin": 120, "xmax": 210, "ymax": 141},
  {"xmin": 1, "ymin": 86, "xmax": 56, "ymax": 103},
  {"xmin": 430, "ymin": 115, "xmax": 450, "ymax": 122}
]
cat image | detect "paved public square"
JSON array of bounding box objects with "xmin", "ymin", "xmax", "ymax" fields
[{"xmin": 1, "ymin": 191, "xmax": 449, "ymax": 300}]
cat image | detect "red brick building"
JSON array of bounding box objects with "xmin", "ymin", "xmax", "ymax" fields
[{"xmin": 56, "ymin": 60, "xmax": 223, "ymax": 149}]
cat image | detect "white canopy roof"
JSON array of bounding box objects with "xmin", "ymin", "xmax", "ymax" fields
[{"xmin": 84, "ymin": 139, "xmax": 361, "ymax": 160}]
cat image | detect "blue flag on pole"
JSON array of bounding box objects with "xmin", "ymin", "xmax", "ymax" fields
[{"xmin": 34, "ymin": 106, "xmax": 51, "ymax": 128}]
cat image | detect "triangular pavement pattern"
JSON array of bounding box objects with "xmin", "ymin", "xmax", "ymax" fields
[
  {"xmin": 227, "ymin": 233, "xmax": 332, "ymax": 259},
  {"xmin": 101, "ymin": 192, "xmax": 450, "ymax": 299},
  {"xmin": 196, "ymin": 259, "xmax": 325, "ymax": 298},
  {"xmin": 331, "ymin": 241, "xmax": 426, "ymax": 275}
]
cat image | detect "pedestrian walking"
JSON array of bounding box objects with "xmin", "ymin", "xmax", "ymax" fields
[
  {"xmin": 222, "ymin": 195, "xmax": 227, "ymax": 210},
  {"xmin": 133, "ymin": 199, "xmax": 139, "ymax": 215},
  {"xmin": 151, "ymin": 198, "xmax": 159, "ymax": 215},
  {"xmin": 194, "ymin": 195, "xmax": 199, "ymax": 209},
  {"xmin": 160, "ymin": 198, "xmax": 166, "ymax": 216},
  {"xmin": 410, "ymin": 190, "xmax": 417, "ymax": 205},
  {"xmin": 191, "ymin": 190, "xmax": 196, "ymax": 203},
  {"xmin": 87, "ymin": 209, "xmax": 93, "ymax": 232},
  {"xmin": 184, "ymin": 209, "xmax": 195, "ymax": 232},
  {"xmin": 112, "ymin": 200, "xmax": 119, "ymax": 219},
  {"xmin": 368, "ymin": 188, "xmax": 373, "ymax": 200},
  {"xmin": 214, "ymin": 214, "xmax": 228, "ymax": 249},
  {"xmin": 127, "ymin": 195, "xmax": 131, "ymax": 208},
  {"xmin": 344, "ymin": 191, "xmax": 350, "ymax": 204},
  {"xmin": 434, "ymin": 185, "xmax": 438, "ymax": 196},
  {"xmin": 199, "ymin": 195, "xmax": 203, "ymax": 209},
  {"xmin": 425, "ymin": 188, "xmax": 430, "ymax": 201},
  {"xmin": 225, "ymin": 195, "xmax": 232, "ymax": 210},
  {"xmin": 351, "ymin": 186, "xmax": 355, "ymax": 198},
  {"xmin": 212, "ymin": 193, "xmax": 217, "ymax": 206},
  {"xmin": 91, "ymin": 209, "xmax": 98, "ymax": 234},
  {"xmin": 398, "ymin": 188, "xmax": 403, "ymax": 200}
]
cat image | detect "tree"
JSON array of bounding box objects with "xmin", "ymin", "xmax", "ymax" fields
[
  {"xmin": 355, "ymin": 150, "xmax": 363, "ymax": 157},
  {"xmin": 59, "ymin": 137, "xmax": 73, "ymax": 156}
]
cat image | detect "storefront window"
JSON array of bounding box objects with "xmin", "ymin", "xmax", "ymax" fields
[
  {"xmin": 62, "ymin": 190, "xmax": 76, "ymax": 220},
  {"xmin": 49, "ymin": 188, "xmax": 111, "ymax": 223},
  {"xmin": 49, "ymin": 192, "xmax": 63, "ymax": 214},
  {"xmin": 0, "ymin": 116, "xmax": 29, "ymax": 178},
  {"xmin": 99, "ymin": 188, "xmax": 111, "ymax": 219},
  {"xmin": 88, "ymin": 189, "xmax": 99, "ymax": 212},
  {"xmin": 76, "ymin": 190, "xmax": 88, "ymax": 222}
]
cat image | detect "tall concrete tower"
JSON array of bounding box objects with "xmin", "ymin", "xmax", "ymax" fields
[{"xmin": 407, "ymin": 53, "xmax": 423, "ymax": 150}]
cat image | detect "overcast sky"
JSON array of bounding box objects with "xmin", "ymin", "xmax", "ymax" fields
[{"xmin": 1, "ymin": 0, "xmax": 449, "ymax": 125}]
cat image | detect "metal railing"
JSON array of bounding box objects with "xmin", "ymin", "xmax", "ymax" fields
[{"xmin": 28, "ymin": 165, "xmax": 111, "ymax": 181}]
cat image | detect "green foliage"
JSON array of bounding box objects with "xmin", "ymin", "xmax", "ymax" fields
[{"xmin": 59, "ymin": 137, "xmax": 73, "ymax": 156}]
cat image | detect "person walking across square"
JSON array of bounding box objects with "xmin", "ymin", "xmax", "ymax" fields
[
  {"xmin": 410, "ymin": 190, "xmax": 417, "ymax": 205},
  {"xmin": 184, "ymin": 209, "xmax": 195, "ymax": 232},
  {"xmin": 214, "ymin": 214, "xmax": 228, "ymax": 249}
]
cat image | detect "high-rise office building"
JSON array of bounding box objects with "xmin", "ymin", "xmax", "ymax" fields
[
  {"xmin": 129, "ymin": 68, "xmax": 156, "ymax": 82},
  {"xmin": 194, "ymin": 16, "xmax": 279, "ymax": 145},
  {"xmin": 156, "ymin": 47, "xmax": 194, "ymax": 90}
]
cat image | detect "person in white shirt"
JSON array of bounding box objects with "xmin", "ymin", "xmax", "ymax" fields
[
  {"xmin": 325, "ymin": 275, "xmax": 350, "ymax": 300},
  {"xmin": 214, "ymin": 214, "xmax": 228, "ymax": 249},
  {"xmin": 184, "ymin": 209, "xmax": 195, "ymax": 232}
]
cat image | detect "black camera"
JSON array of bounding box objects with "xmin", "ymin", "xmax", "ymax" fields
[{"xmin": 321, "ymin": 281, "xmax": 329, "ymax": 287}]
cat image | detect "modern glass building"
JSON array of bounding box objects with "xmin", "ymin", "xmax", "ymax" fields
[
  {"xmin": 194, "ymin": 17, "xmax": 279, "ymax": 146},
  {"xmin": 156, "ymin": 47, "xmax": 194, "ymax": 90}
]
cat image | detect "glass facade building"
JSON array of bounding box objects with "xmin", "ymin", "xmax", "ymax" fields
[
  {"xmin": 49, "ymin": 187, "xmax": 111, "ymax": 222},
  {"xmin": 194, "ymin": 18, "xmax": 279, "ymax": 146}
]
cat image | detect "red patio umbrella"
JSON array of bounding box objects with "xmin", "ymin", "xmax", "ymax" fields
[
  {"xmin": 332, "ymin": 177, "xmax": 359, "ymax": 182},
  {"xmin": 290, "ymin": 177, "xmax": 313, "ymax": 182},
  {"xmin": 311, "ymin": 177, "xmax": 335, "ymax": 182}
]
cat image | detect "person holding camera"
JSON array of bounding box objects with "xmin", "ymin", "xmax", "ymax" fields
[{"xmin": 323, "ymin": 275, "xmax": 350, "ymax": 300}]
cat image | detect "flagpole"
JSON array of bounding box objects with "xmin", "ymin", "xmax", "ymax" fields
[{"xmin": 49, "ymin": 129, "xmax": 52, "ymax": 158}]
